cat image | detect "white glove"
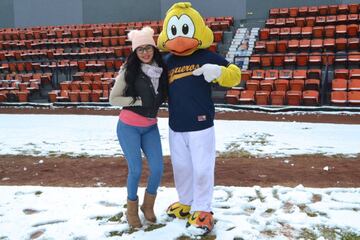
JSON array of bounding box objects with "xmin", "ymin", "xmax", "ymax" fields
[{"xmin": 192, "ymin": 64, "xmax": 222, "ymax": 82}]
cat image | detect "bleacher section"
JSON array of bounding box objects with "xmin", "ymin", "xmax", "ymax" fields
[
  {"xmin": 0, "ymin": 16, "xmax": 234, "ymax": 103},
  {"xmin": 226, "ymin": 3, "xmax": 360, "ymax": 107}
]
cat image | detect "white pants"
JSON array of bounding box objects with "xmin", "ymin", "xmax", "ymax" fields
[{"xmin": 169, "ymin": 126, "xmax": 216, "ymax": 212}]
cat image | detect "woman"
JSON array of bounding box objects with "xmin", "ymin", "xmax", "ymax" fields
[{"xmin": 109, "ymin": 26, "xmax": 168, "ymax": 228}]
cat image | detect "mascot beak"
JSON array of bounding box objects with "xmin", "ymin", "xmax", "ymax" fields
[{"xmin": 165, "ymin": 37, "xmax": 199, "ymax": 56}]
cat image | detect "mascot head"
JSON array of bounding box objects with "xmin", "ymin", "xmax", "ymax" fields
[{"xmin": 157, "ymin": 2, "xmax": 213, "ymax": 56}]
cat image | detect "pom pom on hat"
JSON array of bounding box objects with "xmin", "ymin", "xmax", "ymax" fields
[{"xmin": 128, "ymin": 26, "xmax": 156, "ymax": 51}]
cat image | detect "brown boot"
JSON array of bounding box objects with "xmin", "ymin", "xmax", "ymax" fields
[
  {"xmin": 140, "ymin": 191, "xmax": 157, "ymax": 223},
  {"xmin": 126, "ymin": 198, "xmax": 142, "ymax": 228}
]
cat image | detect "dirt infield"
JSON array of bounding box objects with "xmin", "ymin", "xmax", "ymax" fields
[{"xmin": 1, "ymin": 106, "xmax": 360, "ymax": 188}]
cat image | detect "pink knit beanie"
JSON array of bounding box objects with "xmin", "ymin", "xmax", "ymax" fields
[{"xmin": 127, "ymin": 26, "xmax": 156, "ymax": 51}]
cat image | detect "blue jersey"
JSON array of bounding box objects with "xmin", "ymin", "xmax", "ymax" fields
[{"xmin": 164, "ymin": 49, "xmax": 229, "ymax": 132}]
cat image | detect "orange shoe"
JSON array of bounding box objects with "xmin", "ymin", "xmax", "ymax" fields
[
  {"xmin": 166, "ymin": 202, "xmax": 191, "ymax": 219},
  {"xmin": 186, "ymin": 211, "xmax": 214, "ymax": 234}
]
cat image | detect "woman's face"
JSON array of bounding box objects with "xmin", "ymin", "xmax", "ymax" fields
[{"xmin": 136, "ymin": 45, "xmax": 154, "ymax": 64}]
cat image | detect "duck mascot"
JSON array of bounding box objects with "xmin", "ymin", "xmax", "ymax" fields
[{"xmin": 157, "ymin": 2, "xmax": 241, "ymax": 234}]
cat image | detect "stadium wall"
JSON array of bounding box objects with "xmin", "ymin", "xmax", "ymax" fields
[{"xmin": 0, "ymin": 0, "xmax": 359, "ymax": 28}]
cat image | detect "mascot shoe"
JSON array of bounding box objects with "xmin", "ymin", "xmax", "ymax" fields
[
  {"xmin": 186, "ymin": 211, "xmax": 214, "ymax": 234},
  {"xmin": 166, "ymin": 202, "xmax": 191, "ymax": 219}
]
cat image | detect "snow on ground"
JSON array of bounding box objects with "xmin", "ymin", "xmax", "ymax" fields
[
  {"xmin": 0, "ymin": 114, "xmax": 359, "ymax": 239},
  {"xmin": 0, "ymin": 114, "xmax": 359, "ymax": 157},
  {"xmin": 1, "ymin": 185, "xmax": 360, "ymax": 240}
]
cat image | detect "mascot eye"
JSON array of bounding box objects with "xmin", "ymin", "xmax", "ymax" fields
[
  {"xmin": 171, "ymin": 25, "xmax": 177, "ymax": 36},
  {"xmin": 166, "ymin": 15, "xmax": 195, "ymax": 40},
  {"xmin": 167, "ymin": 16, "xmax": 180, "ymax": 40},
  {"xmin": 182, "ymin": 24, "xmax": 189, "ymax": 35},
  {"xmin": 178, "ymin": 15, "xmax": 194, "ymax": 38}
]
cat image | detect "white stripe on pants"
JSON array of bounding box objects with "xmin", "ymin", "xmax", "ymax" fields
[{"xmin": 169, "ymin": 126, "xmax": 215, "ymax": 212}]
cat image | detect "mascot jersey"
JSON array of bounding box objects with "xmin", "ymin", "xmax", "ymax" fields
[{"xmin": 165, "ymin": 49, "xmax": 229, "ymax": 132}]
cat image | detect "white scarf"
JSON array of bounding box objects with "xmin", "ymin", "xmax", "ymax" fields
[{"xmin": 141, "ymin": 63, "xmax": 163, "ymax": 94}]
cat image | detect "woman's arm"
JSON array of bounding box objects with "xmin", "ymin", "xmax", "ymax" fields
[{"xmin": 109, "ymin": 69, "xmax": 142, "ymax": 107}]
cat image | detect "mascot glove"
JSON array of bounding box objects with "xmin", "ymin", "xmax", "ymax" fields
[{"xmin": 193, "ymin": 64, "xmax": 222, "ymax": 82}]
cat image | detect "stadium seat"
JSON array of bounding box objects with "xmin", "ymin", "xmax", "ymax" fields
[
  {"xmin": 265, "ymin": 70, "xmax": 279, "ymax": 80},
  {"xmin": 260, "ymin": 80, "xmax": 274, "ymax": 91},
  {"xmin": 265, "ymin": 41, "xmax": 276, "ymax": 53},
  {"xmin": 261, "ymin": 54, "xmax": 272, "ymax": 67},
  {"xmin": 348, "ymin": 3, "xmax": 359, "ymax": 14},
  {"xmin": 318, "ymin": 5, "xmax": 328, "ymax": 15},
  {"xmin": 68, "ymin": 91, "xmax": 80, "ymax": 102},
  {"xmin": 252, "ymin": 70, "xmax": 265, "ymax": 80},
  {"xmin": 348, "ymin": 79, "xmax": 360, "ymax": 91},
  {"xmin": 279, "ymin": 28, "xmax": 290, "ymax": 39},
  {"xmin": 349, "ymin": 69, "xmax": 360, "ymax": 79},
  {"xmin": 348, "ymin": 91, "xmax": 360, "ymax": 105},
  {"xmin": 255, "ymin": 90, "xmax": 270, "ymax": 105},
  {"xmin": 80, "ymin": 91, "xmax": 91, "ymax": 102},
  {"xmin": 225, "ymin": 89, "xmax": 240, "ymax": 104},
  {"xmin": 293, "ymin": 70, "xmax": 307, "ymax": 79},
  {"xmin": 334, "ymin": 69, "xmax": 349, "ymax": 79},
  {"xmin": 324, "ymin": 25, "xmax": 335, "ymax": 38},
  {"xmin": 274, "ymin": 79, "xmax": 289, "ymax": 91},
  {"xmin": 332, "ymin": 78, "xmax": 347, "ymax": 91},
  {"xmin": 239, "ymin": 90, "xmax": 255, "ymax": 104},
  {"xmin": 255, "ymin": 41, "xmax": 266, "ymax": 53},
  {"xmin": 335, "ymin": 38, "xmax": 347, "ymax": 51},
  {"xmin": 288, "ymin": 39, "xmax": 299, "ymax": 52},
  {"xmin": 277, "ymin": 40, "xmax": 288, "ymax": 53},
  {"xmin": 315, "ymin": 16, "xmax": 326, "ymax": 26},
  {"xmin": 249, "ymin": 55, "xmax": 261, "ymax": 69},
  {"xmin": 289, "ymin": 79, "xmax": 305, "ymax": 91},
  {"xmin": 308, "ymin": 6, "xmax": 318, "ymax": 16},
  {"xmin": 307, "ymin": 69, "xmax": 321, "ymax": 80},
  {"xmin": 309, "ymin": 53, "xmax": 322, "ymax": 67},
  {"xmin": 324, "ymin": 38, "xmax": 335, "ymax": 52},
  {"xmin": 290, "ymin": 27, "xmax": 301, "ymax": 39},
  {"xmin": 270, "ymin": 91, "xmax": 286, "ymax": 105},
  {"xmin": 331, "ymin": 91, "xmax": 347, "ymax": 105},
  {"xmin": 348, "ymin": 38, "xmax": 359, "ymax": 50},
  {"xmin": 91, "ymin": 90, "xmax": 102, "ymax": 102},
  {"xmin": 284, "ymin": 53, "xmax": 296, "ymax": 67},
  {"xmin": 259, "ymin": 28, "xmax": 270, "ymax": 40},
  {"xmin": 279, "ymin": 70, "xmax": 293, "ymax": 79},
  {"xmin": 302, "ymin": 90, "xmax": 319, "ymax": 105},
  {"xmin": 304, "ymin": 79, "xmax": 320, "ymax": 90},
  {"xmin": 310, "ymin": 39, "xmax": 323, "ymax": 51},
  {"xmin": 241, "ymin": 70, "xmax": 252, "ymax": 81},
  {"xmin": 335, "ymin": 25, "xmax": 347, "ymax": 37},
  {"xmin": 286, "ymin": 90, "xmax": 302, "ymax": 105},
  {"xmin": 301, "ymin": 26, "xmax": 312, "ymax": 38},
  {"xmin": 289, "ymin": 7, "xmax": 298, "ymax": 17},
  {"xmin": 348, "ymin": 53, "xmax": 360, "ymax": 67},
  {"xmin": 246, "ymin": 80, "xmax": 260, "ymax": 91},
  {"xmin": 273, "ymin": 54, "xmax": 284, "ymax": 67},
  {"xmin": 296, "ymin": 52, "xmax": 308, "ymax": 67}
]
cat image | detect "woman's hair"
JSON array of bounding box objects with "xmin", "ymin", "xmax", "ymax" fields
[{"xmin": 124, "ymin": 46, "xmax": 168, "ymax": 103}]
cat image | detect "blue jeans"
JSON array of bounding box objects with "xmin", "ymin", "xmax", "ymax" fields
[{"xmin": 117, "ymin": 120, "xmax": 163, "ymax": 201}]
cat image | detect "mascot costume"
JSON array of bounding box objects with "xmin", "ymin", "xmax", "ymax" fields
[{"xmin": 157, "ymin": 2, "xmax": 241, "ymax": 234}]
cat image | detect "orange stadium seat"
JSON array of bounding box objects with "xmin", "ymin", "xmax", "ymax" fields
[
  {"xmin": 348, "ymin": 79, "xmax": 360, "ymax": 91},
  {"xmin": 246, "ymin": 80, "xmax": 260, "ymax": 91},
  {"xmin": 286, "ymin": 90, "xmax": 302, "ymax": 105},
  {"xmin": 225, "ymin": 89, "xmax": 240, "ymax": 104},
  {"xmin": 348, "ymin": 91, "xmax": 360, "ymax": 105},
  {"xmin": 302, "ymin": 90, "xmax": 319, "ymax": 105},
  {"xmin": 270, "ymin": 91, "xmax": 286, "ymax": 105},
  {"xmin": 332, "ymin": 79, "xmax": 347, "ymax": 91},
  {"xmin": 239, "ymin": 90, "xmax": 255, "ymax": 104},
  {"xmin": 255, "ymin": 90, "xmax": 270, "ymax": 105},
  {"xmin": 331, "ymin": 91, "xmax": 347, "ymax": 105},
  {"xmin": 260, "ymin": 80, "xmax": 274, "ymax": 91}
]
